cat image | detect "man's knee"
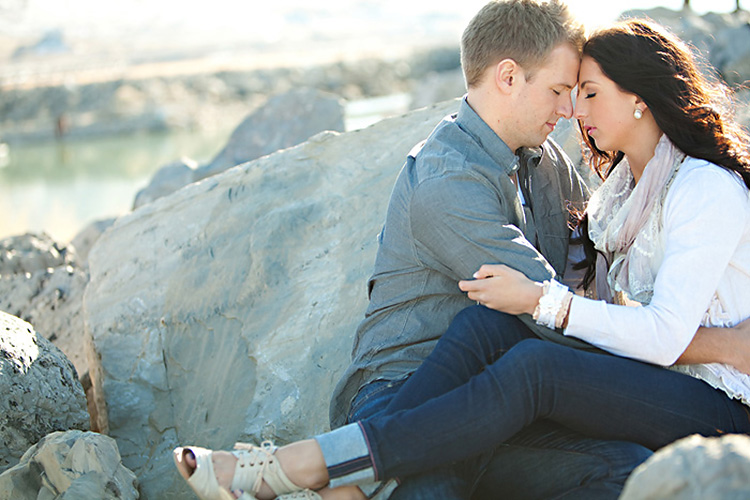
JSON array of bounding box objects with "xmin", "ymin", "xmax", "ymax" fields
[{"xmin": 602, "ymin": 441, "xmax": 652, "ymax": 483}]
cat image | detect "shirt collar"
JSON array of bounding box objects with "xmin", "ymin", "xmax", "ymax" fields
[{"xmin": 456, "ymin": 96, "xmax": 520, "ymax": 176}]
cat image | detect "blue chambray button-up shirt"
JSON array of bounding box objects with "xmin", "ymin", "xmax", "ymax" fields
[{"xmin": 330, "ymin": 97, "xmax": 592, "ymax": 427}]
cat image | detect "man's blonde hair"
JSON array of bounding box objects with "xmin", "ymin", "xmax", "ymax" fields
[{"xmin": 461, "ymin": 0, "xmax": 584, "ymax": 88}]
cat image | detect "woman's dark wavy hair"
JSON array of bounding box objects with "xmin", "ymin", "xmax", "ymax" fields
[{"xmin": 574, "ymin": 19, "xmax": 750, "ymax": 289}]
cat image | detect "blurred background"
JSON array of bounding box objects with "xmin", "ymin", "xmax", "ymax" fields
[{"xmin": 0, "ymin": 0, "xmax": 747, "ymax": 243}]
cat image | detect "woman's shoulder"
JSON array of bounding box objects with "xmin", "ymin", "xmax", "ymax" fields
[
  {"xmin": 664, "ymin": 157, "xmax": 750, "ymax": 225},
  {"xmin": 673, "ymin": 157, "xmax": 749, "ymax": 198}
]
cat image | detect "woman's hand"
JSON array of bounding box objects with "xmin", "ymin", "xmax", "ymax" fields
[{"xmin": 458, "ymin": 264, "xmax": 543, "ymax": 315}]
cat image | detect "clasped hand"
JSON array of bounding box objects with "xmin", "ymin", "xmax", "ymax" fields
[{"xmin": 458, "ymin": 264, "xmax": 544, "ymax": 316}]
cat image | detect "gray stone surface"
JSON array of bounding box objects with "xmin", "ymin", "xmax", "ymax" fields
[
  {"xmin": 0, "ymin": 233, "xmax": 75, "ymax": 275},
  {"xmin": 0, "ymin": 430, "xmax": 139, "ymax": 500},
  {"xmin": 133, "ymin": 158, "xmax": 198, "ymax": 209},
  {"xmin": 83, "ymin": 99, "xmax": 463, "ymax": 499},
  {"xmin": 409, "ymin": 68, "xmax": 465, "ymax": 111},
  {"xmin": 621, "ymin": 8, "xmax": 750, "ymax": 86},
  {"xmin": 0, "ymin": 233, "xmax": 89, "ymax": 375},
  {"xmin": 195, "ymin": 87, "xmax": 346, "ymax": 179},
  {"xmin": 132, "ymin": 88, "xmax": 346, "ymax": 210},
  {"xmin": 69, "ymin": 217, "xmax": 117, "ymax": 268},
  {"xmin": 0, "ymin": 312, "xmax": 89, "ymax": 474},
  {"xmin": 620, "ymin": 434, "xmax": 750, "ymax": 500}
]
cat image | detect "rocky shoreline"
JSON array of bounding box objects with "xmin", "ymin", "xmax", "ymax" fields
[
  {"xmin": 2, "ymin": 7, "xmax": 750, "ymax": 500},
  {"xmin": 0, "ymin": 45, "xmax": 461, "ymax": 144}
]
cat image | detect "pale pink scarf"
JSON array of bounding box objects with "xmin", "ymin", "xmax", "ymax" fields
[{"xmin": 587, "ymin": 134, "xmax": 686, "ymax": 303}]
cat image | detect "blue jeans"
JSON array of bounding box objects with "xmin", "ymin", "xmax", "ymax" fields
[
  {"xmin": 341, "ymin": 314, "xmax": 652, "ymax": 498},
  {"xmin": 351, "ymin": 307, "xmax": 750, "ymax": 482}
]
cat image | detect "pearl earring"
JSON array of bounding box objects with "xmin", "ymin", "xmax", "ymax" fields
[{"xmin": 634, "ymin": 108, "xmax": 643, "ymax": 120}]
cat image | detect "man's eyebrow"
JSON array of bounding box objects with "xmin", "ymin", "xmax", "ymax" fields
[{"xmin": 556, "ymin": 83, "xmax": 575, "ymax": 90}]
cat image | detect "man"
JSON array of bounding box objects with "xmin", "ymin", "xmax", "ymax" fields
[{"xmin": 329, "ymin": 1, "xmax": 652, "ymax": 498}]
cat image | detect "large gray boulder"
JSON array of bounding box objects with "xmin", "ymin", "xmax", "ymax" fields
[
  {"xmin": 0, "ymin": 430, "xmax": 139, "ymax": 500},
  {"xmin": 620, "ymin": 434, "xmax": 750, "ymax": 499},
  {"xmin": 132, "ymin": 88, "xmax": 346, "ymax": 209},
  {"xmin": 84, "ymin": 99, "xmax": 462, "ymax": 498},
  {"xmin": 196, "ymin": 87, "xmax": 346, "ymax": 179},
  {"xmin": 0, "ymin": 312, "xmax": 89, "ymax": 474},
  {"xmin": 132, "ymin": 158, "xmax": 199, "ymax": 209},
  {"xmin": 69, "ymin": 217, "xmax": 118, "ymax": 269},
  {"xmin": 0, "ymin": 233, "xmax": 89, "ymax": 376}
]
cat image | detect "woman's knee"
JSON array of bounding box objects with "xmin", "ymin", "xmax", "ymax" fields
[
  {"xmin": 498, "ymin": 339, "xmax": 570, "ymax": 380},
  {"xmin": 444, "ymin": 307, "xmax": 529, "ymax": 352}
]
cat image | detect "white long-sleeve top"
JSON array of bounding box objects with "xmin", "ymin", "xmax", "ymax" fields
[{"xmin": 564, "ymin": 158, "xmax": 750, "ymax": 403}]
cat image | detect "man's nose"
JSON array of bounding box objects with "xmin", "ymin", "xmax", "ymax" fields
[{"xmin": 558, "ymin": 94, "xmax": 573, "ymax": 119}]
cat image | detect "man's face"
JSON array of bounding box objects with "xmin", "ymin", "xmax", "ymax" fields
[{"xmin": 507, "ymin": 43, "xmax": 580, "ymax": 150}]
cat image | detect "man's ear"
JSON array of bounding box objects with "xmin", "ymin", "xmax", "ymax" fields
[{"xmin": 495, "ymin": 58, "xmax": 521, "ymax": 94}]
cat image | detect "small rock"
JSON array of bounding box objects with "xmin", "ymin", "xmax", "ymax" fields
[
  {"xmin": 0, "ymin": 233, "xmax": 89, "ymax": 375},
  {"xmin": 0, "ymin": 430, "xmax": 138, "ymax": 500},
  {"xmin": 0, "ymin": 312, "xmax": 89, "ymax": 473},
  {"xmin": 620, "ymin": 434, "xmax": 750, "ymax": 499}
]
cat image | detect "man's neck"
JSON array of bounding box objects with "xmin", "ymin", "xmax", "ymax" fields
[{"xmin": 466, "ymin": 89, "xmax": 516, "ymax": 151}]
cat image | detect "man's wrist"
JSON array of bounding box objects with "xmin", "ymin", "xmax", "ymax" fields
[{"xmin": 527, "ymin": 283, "xmax": 544, "ymax": 316}]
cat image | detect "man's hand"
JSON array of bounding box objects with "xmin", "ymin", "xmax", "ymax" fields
[
  {"xmin": 458, "ymin": 264, "xmax": 543, "ymax": 316},
  {"xmin": 677, "ymin": 317, "xmax": 750, "ymax": 375},
  {"xmin": 727, "ymin": 317, "xmax": 750, "ymax": 374}
]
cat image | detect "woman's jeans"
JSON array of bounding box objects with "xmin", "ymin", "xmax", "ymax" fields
[{"xmin": 319, "ymin": 306, "xmax": 750, "ymax": 485}]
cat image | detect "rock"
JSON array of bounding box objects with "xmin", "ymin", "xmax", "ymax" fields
[
  {"xmin": 83, "ymin": 99, "xmax": 472, "ymax": 499},
  {"xmin": 132, "ymin": 88, "xmax": 346, "ymax": 210},
  {"xmin": 12, "ymin": 29, "xmax": 70, "ymax": 59},
  {"xmin": 132, "ymin": 158, "xmax": 198, "ymax": 210},
  {"xmin": 620, "ymin": 434, "xmax": 750, "ymax": 499},
  {"xmin": 195, "ymin": 87, "xmax": 346, "ymax": 180},
  {"xmin": 69, "ymin": 217, "xmax": 117, "ymax": 267},
  {"xmin": 621, "ymin": 8, "xmax": 750, "ymax": 85},
  {"xmin": 0, "ymin": 312, "xmax": 89, "ymax": 474},
  {"xmin": 409, "ymin": 68, "xmax": 466, "ymax": 111},
  {"xmin": 0, "ymin": 234, "xmax": 89, "ymax": 376},
  {"xmin": 0, "ymin": 430, "xmax": 139, "ymax": 500},
  {"xmin": 0, "ymin": 233, "xmax": 75, "ymax": 275}
]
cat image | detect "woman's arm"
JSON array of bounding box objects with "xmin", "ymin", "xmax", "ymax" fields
[
  {"xmin": 461, "ymin": 165, "xmax": 749, "ymax": 367},
  {"xmin": 460, "ymin": 268, "xmax": 750, "ymax": 374}
]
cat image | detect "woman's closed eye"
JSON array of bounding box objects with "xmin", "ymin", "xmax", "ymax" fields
[{"xmin": 584, "ymin": 92, "xmax": 597, "ymax": 99}]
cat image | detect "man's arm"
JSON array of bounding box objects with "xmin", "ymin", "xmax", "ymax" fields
[
  {"xmin": 676, "ymin": 319, "xmax": 750, "ymax": 374},
  {"xmin": 409, "ymin": 170, "xmax": 554, "ymax": 282}
]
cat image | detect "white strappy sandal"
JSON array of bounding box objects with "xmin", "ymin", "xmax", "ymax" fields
[{"xmin": 173, "ymin": 441, "xmax": 303, "ymax": 500}]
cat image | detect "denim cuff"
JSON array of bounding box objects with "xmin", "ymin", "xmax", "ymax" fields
[{"xmin": 315, "ymin": 422, "xmax": 377, "ymax": 488}]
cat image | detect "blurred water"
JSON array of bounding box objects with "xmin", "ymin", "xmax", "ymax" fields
[{"xmin": 0, "ymin": 93, "xmax": 412, "ymax": 244}]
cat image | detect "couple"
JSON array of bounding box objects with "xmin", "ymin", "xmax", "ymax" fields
[{"xmin": 174, "ymin": 0, "xmax": 750, "ymax": 499}]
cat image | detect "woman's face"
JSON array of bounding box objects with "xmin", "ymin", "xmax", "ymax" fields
[{"xmin": 574, "ymin": 56, "xmax": 641, "ymax": 153}]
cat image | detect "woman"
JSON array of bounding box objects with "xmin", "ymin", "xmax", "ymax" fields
[{"xmin": 174, "ymin": 19, "xmax": 750, "ymax": 500}]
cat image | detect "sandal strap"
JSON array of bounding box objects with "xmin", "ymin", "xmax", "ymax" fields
[
  {"xmin": 277, "ymin": 490, "xmax": 323, "ymax": 499},
  {"xmin": 231, "ymin": 440, "xmax": 301, "ymax": 496}
]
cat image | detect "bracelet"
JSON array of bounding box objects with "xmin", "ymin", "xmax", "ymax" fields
[
  {"xmin": 555, "ymin": 291, "xmax": 574, "ymax": 329},
  {"xmin": 532, "ymin": 279, "xmax": 570, "ymax": 329}
]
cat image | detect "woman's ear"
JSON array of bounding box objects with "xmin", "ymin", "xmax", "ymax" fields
[
  {"xmin": 495, "ymin": 58, "xmax": 521, "ymax": 94},
  {"xmin": 634, "ymin": 95, "xmax": 648, "ymax": 112}
]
